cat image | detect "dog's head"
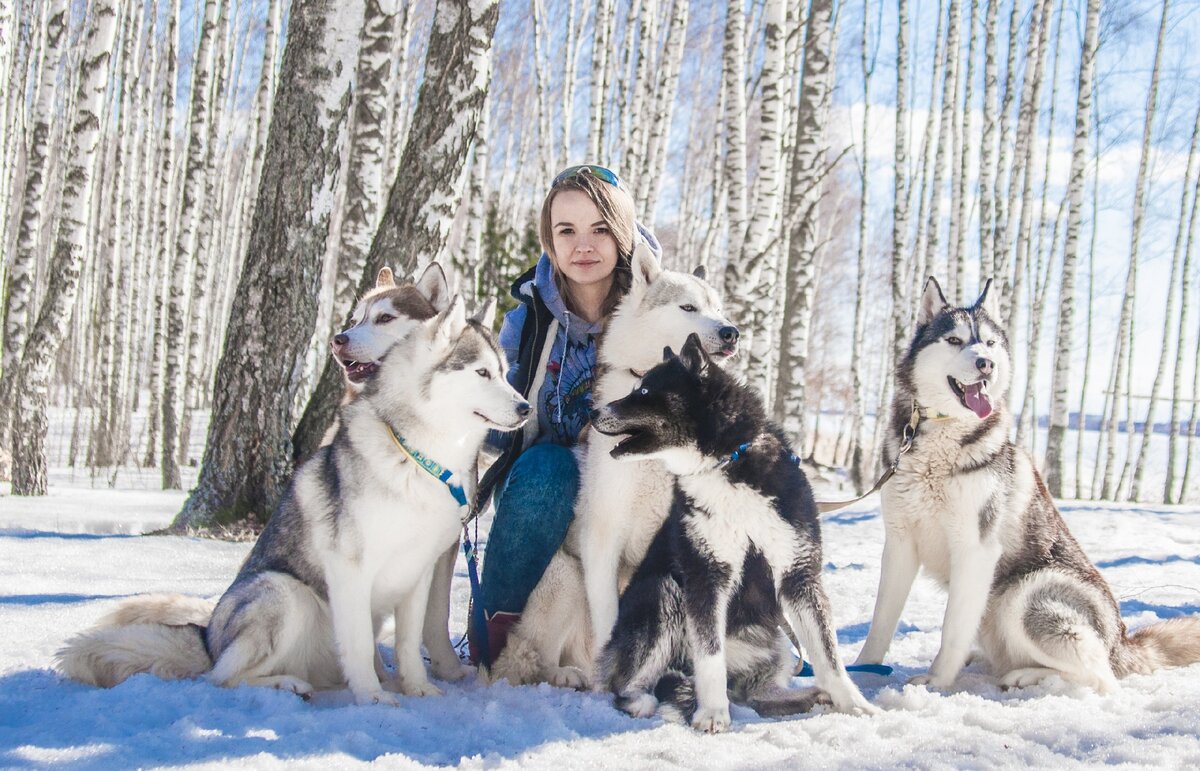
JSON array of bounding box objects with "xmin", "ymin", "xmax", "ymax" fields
[
  {"xmin": 593, "ymin": 333, "xmax": 759, "ymax": 474},
  {"xmin": 600, "ymin": 242, "xmax": 740, "ymax": 373},
  {"xmin": 369, "ymin": 296, "xmax": 531, "ymax": 435},
  {"xmin": 331, "ymin": 263, "xmax": 450, "ymax": 389},
  {"xmin": 902, "ymin": 277, "xmax": 1011, "ymax": 420}
]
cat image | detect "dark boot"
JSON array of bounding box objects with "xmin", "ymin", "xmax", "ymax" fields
[{"xmin": 468, "ymin": 610, "xmax": 521, "ymax": 667}]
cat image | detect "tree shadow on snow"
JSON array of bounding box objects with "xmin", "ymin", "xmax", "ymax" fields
[{"xmin": 0, "ymin": 667, "xmax": 655, "ymax": 769}]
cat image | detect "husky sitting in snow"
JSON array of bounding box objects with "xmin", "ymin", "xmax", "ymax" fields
[
  {"xmin": 855, "ymin": 277, "xmax": 1200, "ymax": 692},
  {"xmin": 58, "ymin": 298, "xmax": 530, "ymax": 704},
  {"xmin": 594, "ymin": 334, "xmax": 875, "ymax": 732}
]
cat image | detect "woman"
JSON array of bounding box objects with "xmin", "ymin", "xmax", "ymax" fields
[{"xmin": 470, "ymin": 165, "xmax": 661, "ymax": 666}]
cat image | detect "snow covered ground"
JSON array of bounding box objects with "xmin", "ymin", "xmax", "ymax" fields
[{"xmin": 2, "ymin": 466, "xmax": 1199, "ymax": 769}]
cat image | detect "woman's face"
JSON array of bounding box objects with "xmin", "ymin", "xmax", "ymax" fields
[{"xmin": 549, "ymin": 189, "xmax": 619, "ymax": 291}]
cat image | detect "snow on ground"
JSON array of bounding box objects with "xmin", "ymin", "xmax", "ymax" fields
[{"xmin": 2, "ymin": 469, "xmax": 1199, "ymax": 770}]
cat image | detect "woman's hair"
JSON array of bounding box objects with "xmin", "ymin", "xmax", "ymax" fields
[{"xmin": 539, "ymin": 170, "xmax": 637, "ymax": 319}]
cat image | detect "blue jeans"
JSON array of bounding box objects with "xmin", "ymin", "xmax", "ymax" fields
[{"xmin": 480, "ymin": 442, "xmax": 579, "ymax": 617}]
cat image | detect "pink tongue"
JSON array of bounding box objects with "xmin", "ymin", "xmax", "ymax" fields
[{"xmin": 962, "ymin": 382, "xmax": 992, "ymax": 419}]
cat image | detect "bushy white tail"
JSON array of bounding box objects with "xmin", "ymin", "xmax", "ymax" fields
[
  {"xmin": 56, "ymin": 594, "xmax": 215, "ymax": 688},
  {"xmin": 1117, "ymin": 616, "xmax": 1200, "ymax": 677}
]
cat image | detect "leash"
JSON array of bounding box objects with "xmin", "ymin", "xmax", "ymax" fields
[
  {"xmin": 813, "ymin": 401, "xmax": 952, "ymax": 515},
  {"xmin": 387, "ymin": 426, "xmax": 490, "ymax": 664}
]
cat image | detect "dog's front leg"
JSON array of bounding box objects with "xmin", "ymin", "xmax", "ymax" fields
[
  {"xmin": 581, "ymin": 516, "xmax": 623, "ymax": 657},
  {"xmin": 912, "ymin": 545, "xmax": 1000, "ymax": 689},
  {"xmin": 685, "ymin": 579, "xmax": 733, "ymax": 733},
  {"xmin": 327, "ymin": 567, "xmax": 396, "ymax": 706},
  {"xmin": 855, "ymin": 531, "xmax": 920, "ymax": 665},
  {"xmin": 393, "ymin": 567, "xmax": 441, "ymax": 696},
  {"xmin": 422, "ymin": 538, "xmax": 466, "ymax": 681}
]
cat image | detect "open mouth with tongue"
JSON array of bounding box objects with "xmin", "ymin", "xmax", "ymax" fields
[
  {"xmin": 342, "ymin": 360, "xmax": 380, "ymax": 384},
  {"xmin": 948, "ymin": 376, "xmax": 993, "ymax": 419}
]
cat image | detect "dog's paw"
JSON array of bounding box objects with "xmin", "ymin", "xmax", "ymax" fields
[
  {"xmin": 999, "ymin": 667, "xmax": 1056, "ymax": 690},
  {"xmin": 355, "ymin": 689, "xmax": 401, "ymax": 707},
  {"xmin": 430, "ymin": 659, "xmax": 470, "ymax": 682},
  {"xmin": 549, "ymin": 666, "xmax": 590, "ymax": 690},
  {"xmin": 273, "ymin": 676, "xmax": 314, "ymax": 698},
  {"xmin": 617, "ymin": 692, "xmax": 658, "ymax": 719},
  {"xmin": 907, "ymin": 672, "xmax": 954, "ymax": 689},
  {"xmin": 838, "ymin": 694, "xmax": 880, "ymax": 716},
  {"xmin": 691, "ymin": 705, "xmax": 731, "ymax": 733},
  {"xmin": 399, "ymin": 678, "xmax": 443, "ymax": 697}
]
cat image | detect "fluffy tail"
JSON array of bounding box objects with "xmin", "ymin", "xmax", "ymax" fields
[
  {"xmin": 650, "ymin": 671, "xmax": 696, "ymax": 723},
  {"xmin": 56, "ymin": 594, "xmax": 215, "ymax": 688},
  {"xmin": 1116, "ymin": 616, "xmax": 1200, "ymax": 677},
  {"xmin": 482, "ymin": 630, "xmax": 543, "ymax": 686}
]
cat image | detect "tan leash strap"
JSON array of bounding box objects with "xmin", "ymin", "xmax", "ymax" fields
[{"xmin": 815, "ymin": 401, "xmax": 921, "ymax": 515}]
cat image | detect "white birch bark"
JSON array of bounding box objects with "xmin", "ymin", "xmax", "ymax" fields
[
  {"xmin": 1, "ymin": 0, "xmax": 70, "ymax": 446},
  {"xmin": 638, "ymin": 0, "xmax": 688, "ymax": 221},
  {"xmin": 587, "ymin": 0, "xmax": 615, "ymax": 160},
  {"xmin": 949, "ymin": 0, "xmax": 977, "ymax": 301},
  {"xmin": 720, "ymin": 0, "xmax": 749, "ymax": 302},
  {"xmin": 1166, "ymin": 124, "xmax": 1200, "ymax": 503},
  {"xmin": 334, "ymin": 0, "xmax": 401, "ymax": 315},
  {"xmin": 990, "ymin": 0, "xmax": 1023, "ymax": 296},
  {"xmin": 907, "ymin": 0, "xmax": 946, "ymax": 324},
  {"xmin": 774, "ymin": 0, "xmax": 837, "ymax": 446},
  {"xmin": 977, "ymin": 0, "xmax": 999, "ymax": 280},
  {"xmin": 1044, "ymin": 0, "xmax": 1100, "ymax": 495},
  {"xmin": 890, "ymin": 0, "xmax": 912, "ymax": 369},
  {"xmin": 1101, "ymin": 0, "xmax": 1170, "ymax": 500},
  {"xmin": 1129, "ymin": 101, "xmax": 1199, "ymax": 501},
  {"xmin": 850, "ymin": 0, "xmax": 877, "ymax": 491},
  {"xmin": 923, "ymin": 0, "xmax": 959, "ymax": 296},
  {"xmin": 10, "ymin": 0, "xmax": 119, "ymax": 494},
  {"xmin": 1076, "ymin": 137, "xmax": 1100, "ymax": 500},
  {"xmin": 559, "ymin": 0, "xmax": 580, "ymax": 170}
]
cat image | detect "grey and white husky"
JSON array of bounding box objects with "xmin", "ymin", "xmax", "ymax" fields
[
  {"xmin": 855, "ymin": 277, "xmax": 1200, "ymax": 692},
  {"xmin": 486, "ymin": 243, "xmax": 740, "ymax": 688},
  {"xmin": 58, "ymin": 298, "xmax": 531, "ymax": 704},
  {"xmin": 593, "ymin": 334, "xmax": 875, "ymax": 732}
]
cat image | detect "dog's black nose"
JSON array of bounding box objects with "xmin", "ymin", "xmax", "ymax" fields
[
  {"xmin": 516, "ymin": 401, "xmax": 532, "ymax": 418},
  {"xmin": 332, "ymin": 333, "xmax": 349, "ymax": 347},
  {"xmin": 976, "ymin": 357, "xmax": 993, "ymax": 375},
  {"xmin": 719, "ymin": 326, "xmax": 739, "ymax": 344}
]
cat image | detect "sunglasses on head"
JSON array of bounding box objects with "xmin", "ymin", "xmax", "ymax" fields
[{"xmin": 551, "ymin": 164, "xmax": 621, "ymax": 189}]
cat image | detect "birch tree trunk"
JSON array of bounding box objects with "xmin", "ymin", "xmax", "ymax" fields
[
  {"xmin": 774, "ymin": 0, "xmax": 837, "ymax": 446},
  {"xmin": 291, "ymin": 0, "xmax": 501, "ymax": 474},
  {"xmin": 1075, "ymin": 139, "xmax": 1100, "ymax": 500},
  {"xmin": 923, "ymin": 0, "xmax": 959, "ymax": 293},
  {"xmin": 950, "ymin": 0, "xmax": 977, "ymax": 300},
  {"xmin": 890, "ymin": 0, "xmax": 911, "ymax": 369},
  {"xmin": 161, "ymin": 0, "xmax": 221, "ymax": 489},
  {"xmin": 1101, "ymin": 0, "xmax": 1169, "ymax": 500},
  {"xmin": 10, "ymin": 0, "xmax": 119, "ymax": 495},
  {"xmin": 170, "ymin": 0, "xmax": 367, "ymax": 528},
  {"xmin": 1166, "ymin": 121, "xmax": 1199, "ymax": 503},
  {"xmin": 587, "ymin": 0, "xmax": 614, "ymax": 159},
  {"xmin": 0, "ymin": 0, "xmax": 70, "ymax": 448},
  {"xmin": 1044, "ymin": 0, "xmax": 1099, "ymax": 495},
  {"xmin": 638, "ymin": 0, "xmax": 688, "ymax": 221},
  {"xmin": 334, "ymin": 0, "xmax": 400, "ymax": 315},
  {"xmin": 720, "ymin": 0, "xmax": 748, "ymax": 299},
  {"xmin": 1130, "ymin": 101, "xmax": 1199, "ymax": 501},
  {"xmin": 1181, "ymin": 310, "xmax": 1200, "ymax": 501},
  {"xmin": 977, "ymin": 0, "xmax": 999, "ymax": 279},
  {"xmin": 850, "ymin": 0, "xmax": 877, "ymax": 491}
]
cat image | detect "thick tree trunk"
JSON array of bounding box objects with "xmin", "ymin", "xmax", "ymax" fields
[
  {"xmin": 10, "ymin": 0, "xmax": 119, "ymax": 495},
  {"xmin": 170, "ymin": 0, "xmax": 368, "ymax": 528},
  {"xmin": 889, "ymin": 0, "xmax": 911, "ymax": 371},
  {"xmin": 290, "ymin": 0, "xmax": 501, "ymax": 479}
]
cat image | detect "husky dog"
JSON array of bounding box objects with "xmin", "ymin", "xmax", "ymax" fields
[
  {"xmin": 593, "ymin": 334, "xmax": 875, "ymax": 732},
  {"xmin": 329, "ymin": 263, "xmax": 464, "ymax": 682},
  {"xmin": 486, "ymin": 243, "xmax": 739, "ymax": 688},
  {"xmin": 855, "ymin": 277, "xmax": 1200, "ymax": 692},
  {"xmin": 59, "ymin": 299, "xmax": 531, "ymax": 704}
]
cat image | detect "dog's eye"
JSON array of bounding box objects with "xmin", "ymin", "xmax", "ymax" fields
[
  {"xmin": 639, "ymin": 387, "xmax": 649, "ymax": 396},
  {"xmin": 946, "ymin": 336, "xmax": 962, "ymax": 345},
  {"xmin": 475, "ymin": 368, "xmax": 491, "ymax": 379},
  {"xmin": 376, "ymin": 314, "xmax": 395, "ymax": 324},
  {"xmin": 986, "ymin": 340, "xmax": 996, "ymax": 347},
  {"xmin": 679, "ymin": 304, "xmax": 696, "ymax": 313}
]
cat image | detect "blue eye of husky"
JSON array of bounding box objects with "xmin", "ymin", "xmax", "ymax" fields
[
  {"xmin": 946, "ymin": 336, "xmax": 963, "ymax": 345},
  {"xmin": 679, "ymin": 304, "xmax": 696, "ymax": 312},
  {"xmin": 475, "ymin": 368, "xmax": 491, "ymax": 379},
  {"xmin": 639, "ymin": 387, "xmax": 649, "ymax": 396}
]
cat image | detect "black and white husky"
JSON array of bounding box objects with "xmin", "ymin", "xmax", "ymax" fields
[
  {"xmin": 592, "ymin": 334, "xmax": 875, "ymax": 732},
  {"xmin": 58, "ymin": 298, "xmax": 531, "ymax": 704},
  {"xmin": 486, "ymin": 243, "xmax": 739, "ymax": 688},
  {"xmin": 855, "ymin": 277, "xmax": 1200, "ymax": 692}
]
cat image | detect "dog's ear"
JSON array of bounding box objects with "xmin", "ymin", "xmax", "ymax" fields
[
  {"xmin": 678, "ymin": 333, "xmax": 711, "ymax": 378},
  {"xmin": 975, "ymin": 278, "xmax": 1000, "ymax": 320},
  {"xmin": 663, "ymin": 345, "xmax": 675, "ymax": 362},
  {"xmin": 917, "ymin": 277, "xmax": 949, "ymax": 326},
  {"xmin": 415, "ymin": 262, "xmax": 451, "ymax": 312},
  {"xmin": 471, "ymin": 298, "xmax": 497, "ymax": 329},
  {"xmin": 433, "ymin": 294, "xmax": 467, "ymax": 341},
  {"xmin": 630, "ymin": 241, "xmax": 662, "ymax": 292},
  {"xmin": 376, "ymin": 267, "xmax": 396, "ymax": 288},
  {"xmin": 692, "ymin": 265, "xmax": 706, "ymax": 281}
]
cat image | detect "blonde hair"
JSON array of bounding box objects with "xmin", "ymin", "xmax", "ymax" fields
[{"xmin": 539, "ymin": 170, "xmax": 637, "ymax": 319}]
